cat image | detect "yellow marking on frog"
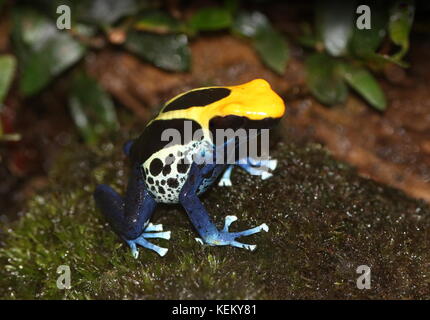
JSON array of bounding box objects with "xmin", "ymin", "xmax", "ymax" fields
[{"xmin": 155, "ymin": 79, "xmax": 286, "ymax": 129}]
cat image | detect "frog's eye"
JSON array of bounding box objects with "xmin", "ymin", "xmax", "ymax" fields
[{"xmin": 163, "ymin": 88, "xmax": 231, "ymax": 112}]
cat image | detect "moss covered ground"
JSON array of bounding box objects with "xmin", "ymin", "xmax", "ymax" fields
[{"xmin": 1, "ymin": 131, "xmax": 429, "ymax": 299}]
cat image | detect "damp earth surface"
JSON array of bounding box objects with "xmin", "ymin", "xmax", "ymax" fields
[{"xmin": 0, "ymin": 132, "xmax": 429, "ymax": 299}]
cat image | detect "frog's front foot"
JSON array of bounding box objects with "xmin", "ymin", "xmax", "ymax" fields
[
  {"xmin": 125, "ymin": 223, "xmax": 171, "ymax": 258},
  {"xmin": 195, "ymin": 215, "xmax": 269, "ymax": 251}
]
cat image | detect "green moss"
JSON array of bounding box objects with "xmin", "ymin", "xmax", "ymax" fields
[{"xmin": 1, "ymin": 134, "xmax": 429, "ymax": 299}]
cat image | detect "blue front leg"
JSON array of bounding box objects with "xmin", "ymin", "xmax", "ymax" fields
[
  {"xmin": 94, "ymin": 163, "xmax": 170, "ymax": 258},
  {"xmin": 218, "ymin": 157, "xmax": 278, "ymax": 186},
  {"xmin": 179, "ymin": 162, "xmax": 269, "ymax": 251}
]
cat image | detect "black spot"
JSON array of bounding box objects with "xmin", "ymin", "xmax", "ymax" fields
[
  {"xmin": 161, "ymin": 180, "xmax": 166, "ymax": 185},
  {"xmin": 177, "ymin": 163, "xmax": 189, "ymax": 174},
  {"xmin": 158, "ymin": 186, "xmax": 165, "ymax": 194},
  {"xmin": 150, "ymin": 158, "xmax": 163, "ymax": 176},
  {"xmin": 167, "ymin": 178, "xmax": 179, "ymax": 188},
  {"xmin": 162, "ymin": 165, "xmax": 171, "ymax": 176},
  {"xmin": 163, "ymin": 88, "xmax": 231, "ymax": 112},
  {"xmin": 130, "ymin": 119, "xmax": 202, "ymax": 164},
  {"xmin": 147, "ymin": 177, "xmax": 154, "ymax": 184},
  {"xmin": 155, "ymin": 180, "xmax": 159, "ymax": 186}
]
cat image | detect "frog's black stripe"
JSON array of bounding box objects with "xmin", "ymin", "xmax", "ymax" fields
[
  {"xmin": 130, "ymin": 118, "xmax": 202, "ymax": 165},
  {"xmin": 209, "ymin": 116, "xmax": 279, "ymax": 163},
  {"xmin": 209, "ymin": 115, "xmax": 279, "ymax": 136},
  {"xmin": 162, "ymin": 88, "xmax": 231, "ymax": 112}
]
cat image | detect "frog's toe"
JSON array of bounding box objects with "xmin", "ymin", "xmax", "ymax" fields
[
  {"xmin": 223, "ymin": 215, "xmax": 238, "ymax": 232},
  {"xmin": 248, "ymin": 158, "xmax": 278, "ymax": 171},
  {"xmin": 125, "ymin": 227, "xmax": 171, "ymax": 258},
  {"xmin": 141, "ymin": 231, "xmax": 171, "ymax": 240},
  {"xmin": 144, "ymin": 222, "xmax": 164, "ymax": 232},
  {"xmin": 218, "ymin": 177, "xmax": 233, "ymax": 187},
  {"xmin": 231, "ymin": 241, "xmax": 256, "ymax": 251},
  {"xmin": 266, "ymin": 159, "xmax": 278, "ymax": 171},
  {"xmin": 261, "ymin": 171, "xmax": 273, "ymax": 180},
  {"xmin": 196, "ymin": 217, "xmax": 269, "ymax": 251}
]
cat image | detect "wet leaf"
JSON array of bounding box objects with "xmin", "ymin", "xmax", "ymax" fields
[
  {"xmin": 134, "ymin": 10, "xmax": 182, "ymax": 34},
  {"xmin": 349, "ymin": 2, "xmax": 388, "ymax": 59},
  {"xmin": 297, "ymin": 23, "xmax": 320, "ymax": 49},
  {"xmin": 340, "ymin": 63, "xmax": 386, "ymax": 110},
  {"xmin": 316, "ymin": 0, "xmax": 355, "ymax": 56},
  {"xmin": 69, "ymin": 72, "xmax": 119, "ymax": 144},
  {"xmin": 12, "ymin": 8, "xmax": 86, "ymax": 96},
  {"xmin": 232, "ymin": 11, "xmax": 289, "ymax": 74},
  {"xmin": 125, "ymin": 32, "xmax": 191, "ymax": 72},
  {"xmin": 0, "ymin": 55, "xmax": 16, "ymax": 107},
  {"xmin": 305, "ymin": 53, "xmax": 348, "ymax": 105},
  {"xmin": 77, "ymin": 0, "xmax": 139, "ymax": 26},
  {"xmin": 253, "ymin": 27, "xmax": 289, "ymax": 75},
  {"xmin": 389, "ymin": 0, "xmax": 415, "ymax": 60},
  {"xmin": 188, "ymin": 7, "xmax": 232, "ymax": 31}
]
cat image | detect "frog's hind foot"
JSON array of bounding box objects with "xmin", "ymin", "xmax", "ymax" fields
[
  {"xmin": 126, "ymin": 223, "xmax": 171, "ymax": 258},
  {"xmin": 195, "ymin": 215, "xmax": 269, "ymax": 251}
]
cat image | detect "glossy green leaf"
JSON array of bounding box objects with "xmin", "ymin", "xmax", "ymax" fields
[
  {"xmin": 340, "ymin": 63, "xmax": 386, "ymax": 110},
  {"xmin": 297, "ymin": 23, "xmax": 320, "ymax": 49},
  {"xmin": 253, "ymin": 27, "xmax": 289, "ymax": 75},
  {"xmin": 12, "ymin": 8, "xmax": 86, "ymax": 96},
  {"xmin": 77, "ymin": 0, "xmax": 139, "ymax": 26},
  {"xmin": 349, "ymin": 2, "xmax": 387, "ymax": 59},
  {"xmin": 232, "ymin": 11, "xmax": 289, "ymax": 74},
  {"xmin": 366, "ymin": 52, "xmax": 408, "ymax": 68},
  {"xmin": 389, "ymin": 0, "xmax": 415, "ymax": 60},
  {"xmin": 125, "ymin": 32, "xmax": 191, "ymax": 72},
  {"xmin": 0, "ymin": 55, "xmax": 16, "ymax": 107},
  {"xmin": 305, "ymin": 53, "xmax": 348, "ymax": 105},
  {"xmin": 134, "ymin": 10, "xmax": 182, "ymax": 34},
  {"xmin": 316, "ymin": 0, "xmax": 355, "ymax": 56},
  {"xmin": 69, "ymin": 72, "xmax": 118, "ymax": 144},
  {"xmin": 188, "ymin": 7, "xmax": 232, "ymax": 31}
]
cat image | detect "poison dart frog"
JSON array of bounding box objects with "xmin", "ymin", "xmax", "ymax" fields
[{"xmin": 94, "ymin": 79, "xmax": 285, "ymax": 258}]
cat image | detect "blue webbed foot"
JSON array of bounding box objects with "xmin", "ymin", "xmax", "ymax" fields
[
  {"xmin": 125, "ymin": 223, "xmax": 171, "ymax": 258},
  {"xmin": 195, "ymin": 215, "xmax": 269, "ymax": 251}
]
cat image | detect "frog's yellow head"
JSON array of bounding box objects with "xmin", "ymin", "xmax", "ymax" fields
[
  {"xmin": 159, "ymin": 78, "xmax": 285, "ymax": 128},
  {"xmin": 219, "ymin": 79, "xmax": 285, "ymax": 121}
]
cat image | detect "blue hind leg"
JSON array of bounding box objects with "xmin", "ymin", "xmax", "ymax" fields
[{"xmin": 94, "ymin": 163, "xmax": 170, "ymax": 258}]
